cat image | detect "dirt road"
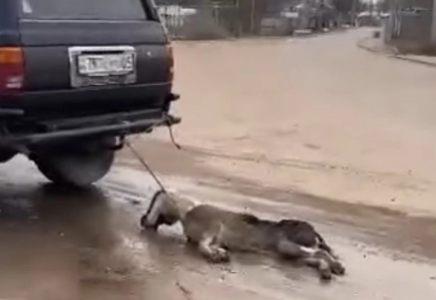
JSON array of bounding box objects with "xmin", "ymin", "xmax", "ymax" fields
[
  {"xmin": 0, "ymin": 29, "xmax": 436, "ymax": 299},
  {"xmin": 162, "ymin": 28, "xmax": 436, "ymax": 216}
]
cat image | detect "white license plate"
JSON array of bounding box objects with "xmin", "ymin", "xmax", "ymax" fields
[{"xmin": 77, "ymin": 53, "xmax": 134, "ymax": 76}]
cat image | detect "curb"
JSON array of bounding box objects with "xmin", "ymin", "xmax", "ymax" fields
[
  {"xmin": 357, "ymin": 38, "xmax": 436, "ymax": 69},
  {"xmin": 393, "ymin": 55, "xmax": 436, "ymax": 68},
  {"xmin": 356, "ymin": 38, "xmax": 383, "ymax": 54},
  {"xmin": 356, "ymin": 37, "xmax": 398, "ymax": 55}
]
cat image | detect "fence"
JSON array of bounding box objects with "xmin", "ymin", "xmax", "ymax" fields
[
  {"xmin": 156, "ymin": 0, "xmax": 300, "ymax": 39},
  {"xmin": 157, "ymin": 3, "xmax": 240, "ymax": 39},
  {"xmin": 156, "ymin": 0, "xmax": 344, "ymax": 40},
  {"xmin": 384, "ymin": 0, "xmax": 434, "ymax": 53}
]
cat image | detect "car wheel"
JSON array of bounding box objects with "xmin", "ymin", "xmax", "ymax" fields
[{"xmin": 34, "ymin": 138, "xmax": 115, "ymax": 187}]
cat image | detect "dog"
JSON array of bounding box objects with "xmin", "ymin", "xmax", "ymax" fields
[{"xmin": 141, "ymin": 190, "xmax": 345, "ymax": 280}]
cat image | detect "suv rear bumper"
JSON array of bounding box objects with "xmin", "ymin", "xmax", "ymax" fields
[
  {"xmin": 0, "ymin": 108, "xmax": 181, "ymax": 149},
  {"xmin": 2, "ymin": 83, "xmax": 173, "ymax": 119}
]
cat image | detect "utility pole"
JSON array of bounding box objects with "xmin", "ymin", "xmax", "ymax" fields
[
  {"xmin": 431, "ymin": 0, "xmax": 436, "ymax": 47},
  {"xmin": 351, "ymin": 0, "xmax": 358, "ymax": 26},
  {"xmin": 250, "ymin": 0, "xmax": 256, "ymax": 34}
]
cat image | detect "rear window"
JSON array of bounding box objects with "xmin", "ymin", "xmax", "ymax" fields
[{"xmin": 21, "ymin": 0, "xmax": 148, "ymax": 20}]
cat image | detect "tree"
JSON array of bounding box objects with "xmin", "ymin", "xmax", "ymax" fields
[
  {"xmin": 331, "ymin": 0, "xmax": 355, "ymax": 13},
  {"xmin": 376, "ymin": 0, "xmax": 392, "ymax": 12}
]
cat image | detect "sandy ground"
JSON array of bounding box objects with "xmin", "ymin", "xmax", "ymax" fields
[
  {"xmin": 148, "ymin": 28, "xmax": 436, "ymax": 217},
  {"xmin": 0, "ymin": 29, "xmax": 436, "ymax": 300}
]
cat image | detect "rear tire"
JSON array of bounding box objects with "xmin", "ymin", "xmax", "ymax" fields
[{"xmin": 33, "ymin": 138, "xmax": 115, "ymax": 187}]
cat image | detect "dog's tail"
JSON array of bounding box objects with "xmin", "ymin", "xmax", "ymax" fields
[{"xmin": 141, "ymin": 190, "xmax": 194, "ymax": 230}]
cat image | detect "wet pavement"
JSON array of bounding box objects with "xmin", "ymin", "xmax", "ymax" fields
[{"xmin": 0, "ymin": 155, "xmax": 434, "ymax": 300}]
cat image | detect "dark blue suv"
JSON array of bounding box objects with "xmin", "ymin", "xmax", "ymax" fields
[{"xmin": 0, "ymin": 0, "xmax": 179, "ymax": 186}]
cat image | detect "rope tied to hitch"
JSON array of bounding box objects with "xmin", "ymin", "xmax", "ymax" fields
[
  {"xmin": 126, "ymin": 140, "xmax": 168, "ymax": 193},
  {"xmin": 126, "ymin": 111, "xmax": 181, "ymax": 193},
  {"xmin": 126, "ymin": 112, "xmax": 182, "ymax": 227},
  {"xmin": 163, "ymin": 112, "xmax": 182, "ymax": 150}
]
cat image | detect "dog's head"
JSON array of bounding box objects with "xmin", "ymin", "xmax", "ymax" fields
[{"xmin": 141, "ymin": 190, "xmax": 180, "ymax": 230}]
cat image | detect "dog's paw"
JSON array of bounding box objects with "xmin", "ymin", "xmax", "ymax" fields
[
  {"xmin": 331, "ymin": 262, "xmax": 346, "ymax": 276},
  {"xmin": 207, "ymin": 248, "xmax": 230, "ymax": 263},
  {"xmin": 217, "ymin": 248, "xmax": 230, "ymax": 262},
  {"xmin": 319, "ymin": 269, "xmax": 333, "ymax": 281}
]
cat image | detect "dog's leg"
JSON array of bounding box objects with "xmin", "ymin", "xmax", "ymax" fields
[
  {"xmin": 197, "ymin": 224, "xmax": 229, "ymax": 263},
  {"xmin": 315, "ymin": 232, "xmax": 339, "ymax": 259},
  {"xmin": 277, "ymin": 239, "xmax": 332, "ymax": 280},
  {"xmin": 315, "ymin": 248, "xmax": 345, "ymax": 276},
  {"xmin": 198, "ymin": 235, "xmax": 230, "ymax": 263},
  {"xmin": 302, "ymin": 255, "xmax": 332, "ymax": 281}
]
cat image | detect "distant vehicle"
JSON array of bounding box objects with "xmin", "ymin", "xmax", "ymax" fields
[
  {"xmin": 357, "ymin": 11, "xmax": 382, "ymax": 27},
  {"xmin": 0, "ymin": 0, "xmax": 180, "ymax": 187}
]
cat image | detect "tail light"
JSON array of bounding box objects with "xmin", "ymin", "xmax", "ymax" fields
[
  {"xmin": 166, "ymin": 44, "xmax": 174, "ymax": 82},
  {"xmin": 0, "ymin": 47, "xmax": 24, "ymax": 94}
]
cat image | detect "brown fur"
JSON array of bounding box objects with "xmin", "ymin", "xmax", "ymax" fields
[{"xmin": 141, "ymin": 191, "xmax": 345, "ymax": 281}]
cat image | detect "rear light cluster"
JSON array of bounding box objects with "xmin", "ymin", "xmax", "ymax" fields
[
  {"xmin": 0, "ymin": 47, "xmax": 24, "ymax": 94},
  {"xmin": 167, "ymin": 44, "xmax": 174, "ymax": 82}
]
